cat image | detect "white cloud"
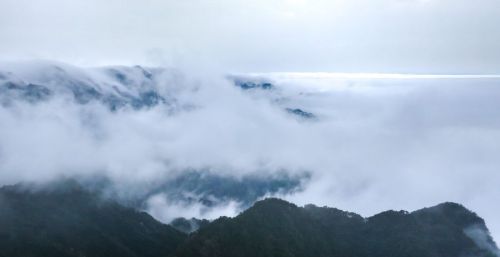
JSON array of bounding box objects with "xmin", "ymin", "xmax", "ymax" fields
[
  {"xmin": 146, "ymin": 193, "xmax": 240, "ymax": 222},
  {"xmin": 1, "ymin": 62, "xmax": 500, "ymax": 242}
]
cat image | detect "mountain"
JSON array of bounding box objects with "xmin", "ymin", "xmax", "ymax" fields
[
  {"xmin": 0, "ymin": 61, "xmax": 173, "ymax": 110},
  {"xmin": 174, "ymin": 198, "xmax": 499, "ymax": 257},
  {"xmin": 285, "ymin": 108, "xmax": 315, "ymax": 119},
  {"xmin": 231, "ymin": 77, "xmax": 275, "ymax": 90},
  {"xmin": 0, "ymin": 62, "xmax": 317, "ymax": 120},
  {"xmin": 0, "ymin": 182, "xmax": 186, "ymax": 257},
  {"xmin": 170, "ymin": 217, "xmax": 211, "ymax": 234},
  {"xmin": 75, "ymin": 171, "xmax": 309, "ymax": 222},
  {"xmin": 142, "ymin": 171, "xmax": 308, "ymax": 209},
  {"xmin": 230, "ymin": 75, "xmax": 317, "ymax": 119},
  {"xmin": 0, "ymin": 181, "xmax": 498, "ymax": 257}
]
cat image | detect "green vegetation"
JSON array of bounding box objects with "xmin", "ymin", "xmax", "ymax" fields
[
  {"xmin": 0, "ymin": 183, "xmax": 497, "ymax": 257},
  {"xmin": 174, "ymin": 199, "xmax": 498, "ymax": 257},
  {"xmin": 0, "ymin": 183, "xmax": 186, "ymax": 257}
]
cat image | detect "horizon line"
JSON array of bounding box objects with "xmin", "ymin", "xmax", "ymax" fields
[{"xmin": 246, "ymin": 72, "xmax": 500, "ymax": 79}]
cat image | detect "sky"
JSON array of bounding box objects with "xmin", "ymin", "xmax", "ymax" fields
[{"xmin": 1, "ymin": 0, "xmax": 500, "ymax": 73}]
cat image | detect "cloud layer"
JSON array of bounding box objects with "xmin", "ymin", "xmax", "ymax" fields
[{"xmin": 0, "ymin": 62, "xmax": 499, "ymax": 242}]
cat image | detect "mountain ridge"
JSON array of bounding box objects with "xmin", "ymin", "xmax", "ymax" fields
[
  {"xmin": 0, "ymin": 182, "xmax": 498, "ymax": 257},
  {"xmin": 0, "ymin": 182, "xmax": 186, "ymax": 257},
  {"xmin": 174, "ymin": 198, "xmax": 499, "ymax": 257}
]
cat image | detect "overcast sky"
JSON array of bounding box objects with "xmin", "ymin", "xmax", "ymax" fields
[{"xmin": 1, "ymin": 0, "xmax": 500, "ymax": 73}]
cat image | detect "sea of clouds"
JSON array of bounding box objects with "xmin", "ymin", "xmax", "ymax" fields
[{"xmin": 0, "ymin": 61, "xmax": 499, "ymax": 244}]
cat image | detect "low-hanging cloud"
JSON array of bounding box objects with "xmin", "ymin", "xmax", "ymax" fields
[{"xmin": 0, "ymin": 61, "xmax": 499, "ymax": 244}]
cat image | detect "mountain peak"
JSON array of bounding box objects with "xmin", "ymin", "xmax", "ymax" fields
[
  {"xmin": 175, "ymin": 198, "xmax": 499, "ymax": 257},
  {"xmin": 413, "ymin": 201, "xmax": 485, "ymax": 228},
  {"xmin": 253, "ymin": 197, "xmax": 297, "ymax": 208}
]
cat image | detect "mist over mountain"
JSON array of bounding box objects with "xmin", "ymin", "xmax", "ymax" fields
[
  {"xmin": 1, "ymin": 0, "xmax": 499, "ymax": 255},
  {"xmin": 0, "ymin": 61, "xmax": 179, "ymax": 110},
  {"xmin": 0, "ymin": 61, "xmax": 312, "ymax": 220},
  {"xmin": 1, "ymin": 61, "xmax": 500, "ymax": 243},
  {"xmin": 0, "ymin": 182, "xmax": 498, "ymax": 257}
]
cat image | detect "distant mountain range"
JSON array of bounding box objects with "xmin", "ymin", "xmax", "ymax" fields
[
  {"xmin": 67, "ymin": 171, "xmax": 309, "ymax": 223},
  {"xmin": 0, "ymin": 61, "xmax": 175, "ymax": 110},
  {"xmin": 0, "ymin": 61, "xmax": 315, "ymax": 118},
  {"xmin": 0, "ymin": 182, "xmax": 498, "ymax": 257}
]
